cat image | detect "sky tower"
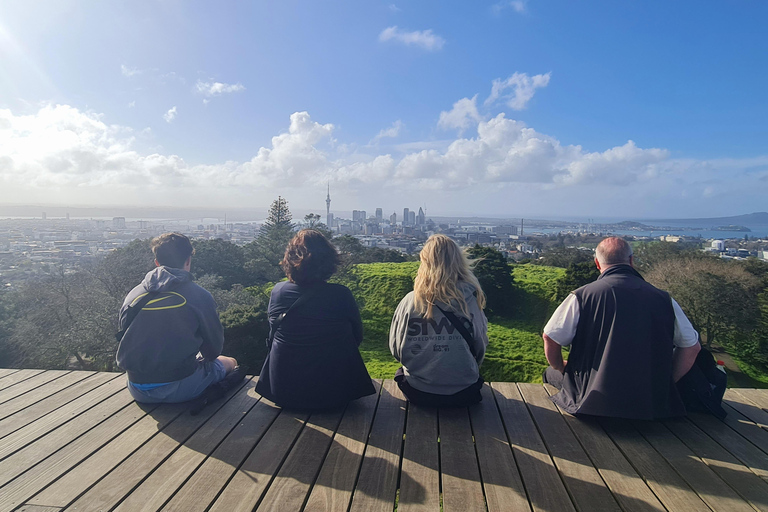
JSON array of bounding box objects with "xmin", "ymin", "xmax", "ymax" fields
[{"xmin": 326, "ymin": 183, "xmax": 332, "ymax": 229}]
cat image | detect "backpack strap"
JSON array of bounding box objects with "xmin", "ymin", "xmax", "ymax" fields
[
  {"xmin": 266, "ymin": 284, "xmax": 324, "ymax": 349},
  {"xmin": 115, "ymin": 292, "xmax": 160, "ymax": 342},
  {"xmin": 435, "ymin": 305, "xmax": 477, "ymax": 359}
]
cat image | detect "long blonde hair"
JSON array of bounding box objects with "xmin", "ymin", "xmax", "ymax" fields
[{"xmin": 413, "ymin": 234, "xmax": 486, "ymax": 319}]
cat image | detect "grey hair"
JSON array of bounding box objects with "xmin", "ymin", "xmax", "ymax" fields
[{"xmin": 595, "ymin": 237, "xmax": 633, "ymax": 267}]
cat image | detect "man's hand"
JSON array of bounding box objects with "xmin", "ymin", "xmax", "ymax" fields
[{"xmin": 543, "ymin": 334, "xmax": 566, "ymax": 373}]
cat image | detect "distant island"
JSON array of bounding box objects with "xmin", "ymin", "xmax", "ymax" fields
[{"xmin": 712, "ymin": 225, "xmax": 751, "ymax": 232}]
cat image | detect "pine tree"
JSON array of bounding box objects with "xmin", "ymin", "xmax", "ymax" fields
[{"xmin": 246, "ymin": 196, "xmax": 296, "ymax": 282}]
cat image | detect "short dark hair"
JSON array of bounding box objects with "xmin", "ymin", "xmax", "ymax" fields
[
  {"xmin": 151, "ymin": 232, "xmax": 195, "ymax": 269},
  {"xmin": 281, "ymin": 229, "xmax": 339, "ymax": 285}
]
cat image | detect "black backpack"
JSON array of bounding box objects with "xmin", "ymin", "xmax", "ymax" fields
[{"xmin": 676, "ymin": 347, "xmax": 727, "ymax": 419}]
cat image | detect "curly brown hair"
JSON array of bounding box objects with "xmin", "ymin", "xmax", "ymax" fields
[{"xmin": 281, "ymin": 229, "xmax": 339, "ymax": 285}]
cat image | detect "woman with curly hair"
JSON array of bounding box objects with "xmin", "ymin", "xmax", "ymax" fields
[
  {"xmin": 389, "ymin": 234, "xmax": 489, "ymax": 406},
  {"xmin": 255, "ymin": 229, "xmax": 375, "ymax": 409}
]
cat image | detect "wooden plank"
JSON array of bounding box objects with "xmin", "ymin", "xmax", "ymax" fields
[
  {"xmin": 491, "ymin": 382, "xmax": 576, "ymax": 512},
  {"xmin": 110, "ymin": 379, "xmax": 260, "ymax": 512},
  {"xmin": 304, "ymin": 381, "xmax": 383, "ymax": 512},
  {"xmin": 725, "ymin": 389, "xmax": 768, "ymax": 429},
  {"xmin": 0, "ymin": 388, "xmax": 135, "ymax": 487},
  {"xmin": 5, "ymin": 404, "xmax": 183, "ymax": 512},
  {"xmin": 395, "ymin": 402, "xmax": 439, "ymax": 512},
  {"xmin": 0, "ymin": 369, "xmax": 19, "ymax": 380},
  {"xmin": 0, "ymin": 369, "xmax": 44, "ymax": 391},
  {"xmin": 732, "ymin": 388, "xmax": 768, "ymax": 410},
  {"xmin": 256, "ymin": 408, "xmax": 346, "ymax": 512},
  {"xmin": 0, "ymin": 376, "xmax": 127, "ymax": 460},
  {"xmin": 0, "ymin": 371, "xmax": 95, "ymax": 422},
  {"xmin": 348, "ymin": 379, "xmax": 407, "ymax": 512},
  {"xmin": 160, "ymin": 397, "xmax": 282, "ymax": 511},
  {"xmin": 61, "ymin": 379, "xmax": 250, "ymax": 512},
  {"xmin": 439, "ymin": 406, "xmax": 485, "ymax": 512},
  {"xmin": 208, "ymin": 410, "xmax": 310, "ymax": 512},
  {"xmin": 0, "ymin": 370, "xmax": 69, "ymax": 405},
  {"xmin": 664, "ymin": 416, "xmax": 768, "ymax": 512},
  {"xmin": 15, "ymin": 506, "xmax": 62, "ymax": 512},
  {"xmin": 518, "ymin": 383, "xmax": 620, "ymax": 512},
  {"xmin": 686, "ymin": 411, "xmax": 768, "ymax": 480},
  {"xmin": 0, "ymin": 373, "xmax": 117, "ymax": 437},
  {"xmin": 635, "ymin": 419, "xmax": 754, "ymax": 512},
  {"xmin": 599, "ymin": 418, "xmax": 710, "ymax": 512},
  {"xmin": 719, "ymin": 402, "xmax": 768, "ymax": 455},
  {"xmin": 543, "ymin": 384, "xmax": 665, "ymax": 512},
  {"xmin": 470, "ymin": 384, "xmax": 529, "ymax": 512}
]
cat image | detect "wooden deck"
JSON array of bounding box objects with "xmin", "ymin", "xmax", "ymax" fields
[{"xmin": 2, "ymin": 370, "xmax": 768, "ymax": 511}]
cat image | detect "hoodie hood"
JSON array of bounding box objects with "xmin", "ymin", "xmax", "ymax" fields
[{"xmin": 142, "ymin": 266, "xmax": 192, "ymax": 293}]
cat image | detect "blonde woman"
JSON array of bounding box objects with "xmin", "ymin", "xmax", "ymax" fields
[{"xmin": 389, "ymin": 234, "xmax": 489, "ymax": 406}]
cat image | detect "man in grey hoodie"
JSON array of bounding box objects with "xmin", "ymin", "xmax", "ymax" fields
[{"xmin": 116, "ymin": 233, "xmax": 237, "ymax": 403}]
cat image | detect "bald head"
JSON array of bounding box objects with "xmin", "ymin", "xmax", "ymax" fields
[{"xmin": 595, "ymin": 237, "xmax": 633, "ymax": 270}]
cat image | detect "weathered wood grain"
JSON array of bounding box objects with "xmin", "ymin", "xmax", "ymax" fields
[
  {"xmin": 0, "ymin": 369, "xmax": 44, "ymax": 391},
  {"xmin": 519, "ymin": 383, "xmax": 621, "ymax": 512},
  {"xmin": 439, "ymin": 406, "xmax": 485, "ymax": 512},
  {"xmin": 599, "ymin": 418, "xmax": 710, "ymax": 512},
  {"xmin": 469, "ymin": 384, "xmax": 530, "ymax": 512},
  {"xmin": 543, "ymin": 384, "xmax": 666, "ymax": 512},
  {"xmin": 348, "ymin": 379, "xmax": 407, "ymax": 512},
  {"xmin": 0, "ymin": 372, "xmax": 117, "ymax": 438},
  {"xmin": 0, "ymin": 370, "xmax": 69, "ymax": 405},
  {"xmin": 491, "ymin": 382, "xmax": 576, "ymax": 512},
  {"xmin": 304, "ymin": 380, "xmax": 382, "ymax": 512},
  {"xmin": 396, "ymin": 402, "xmax": 439, "ymax": 512}
]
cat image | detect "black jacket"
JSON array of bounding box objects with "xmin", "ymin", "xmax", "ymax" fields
[
  {"xmin": 550, "ymin": 265, "xmax": 686, "ymax": 419},
  {"xmin": 255, "ymin": 281, "xmax": 375, "ymax": 409}
]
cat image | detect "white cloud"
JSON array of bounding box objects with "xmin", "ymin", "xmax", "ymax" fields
[
  {"xmin": 195, "ymin": 80, "xmax": 246, "ymax": 97},
  {"xmin": 485, "ymin": 72, "xmax": 551, "ymax": 110},
  {"xmin": 127, "ymin": 101, "xmax": 136, "ymax": 108},
  {"xmin": 163, "ymin": 106, "xmax": 177, "ymax": 123},
  {"xmin": 120, "ymin": 65, "xmax": 142, "ymax": 77},
  {"xmin": 1, "ymin": 104, "xmax": 765, "ymax": 217},
  {"xmin": 388, "ymin": 4, "xmax": 401, "ymax": 13},
  {"xmin": 438, "ymin": 96, "xmax": 483, "ymax": 134},
  {"xmin": 371, "ymin": 120, "xmax": 404, "ymax": 144},
  {"xmin": 379, "ymin": 26, "xmax": 446, "ymax": 51}
]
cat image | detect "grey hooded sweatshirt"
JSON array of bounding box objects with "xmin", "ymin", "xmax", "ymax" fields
[
  {"xmin": 389, "ymin": 281, "xmax": 489, "ymax": 395},
  {"xmin": 116, "ymin": 267, "xmax": 224, "ymax": 384}
]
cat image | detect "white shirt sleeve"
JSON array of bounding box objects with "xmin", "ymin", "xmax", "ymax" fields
[
  {"xmin": 543, "ymin": 294, "xmax": 580, "ymax": 347},
  {"xmin": 671, "ymin": 298, "xmax": 699, "ymax": 348}
]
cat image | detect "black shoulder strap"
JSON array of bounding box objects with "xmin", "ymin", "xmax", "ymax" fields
[
  {"xmin": 435, "ymin": 305, "xmax": 477, "ymax": 359},
  {"xmin": 267, "ymin": 285, "xmax": 323, "ymax": 349},
  {"xmin": 115, "ymin": 292, "xmax": 159, "ymax": 342}
]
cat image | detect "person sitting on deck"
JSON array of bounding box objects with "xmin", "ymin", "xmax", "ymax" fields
[
  {"xmin": 389, "ymin": 234, "xmax": 489, "ymax": 407},
  {"xmin": 255, "ymin": 229, "xmax": 375, "ymax": 410},
  {"xmin": 542, "ymin": 236, "xmax": 701, "ymax": 420},
  {"xmin": 116, "ymin": 232, "xmax": 238, "ymax": 403}
]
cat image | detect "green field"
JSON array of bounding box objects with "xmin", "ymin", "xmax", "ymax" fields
[{"xmin": 335, "ymin": 262, "xmax": 565, "ymax": 382}]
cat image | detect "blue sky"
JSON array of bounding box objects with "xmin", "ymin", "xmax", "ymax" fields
[{"xmin": 0, "ymin": 0, "xmax": 766, "ymax": 219}]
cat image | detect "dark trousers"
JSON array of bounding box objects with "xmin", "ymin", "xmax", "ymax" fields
[
  {"xmin": 542, "ymin": 366, "xmax": 565, "ymax": 390},
  {"xmin": 395, "ymin": 368, "xmax": 483, "ymax": 407}
]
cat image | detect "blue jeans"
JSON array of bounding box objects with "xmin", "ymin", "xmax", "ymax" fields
[{"xmin": 127, "ymin": 359, "xmax": 227, "ymax": 403}]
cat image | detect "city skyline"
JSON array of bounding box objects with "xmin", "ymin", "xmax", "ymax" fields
[{"xmin": 1, "ymin": 2, "xmax": 766, "ymax": 218}]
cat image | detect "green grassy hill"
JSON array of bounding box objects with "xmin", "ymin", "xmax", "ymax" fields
[{"xmin": 335, "ymin": 262, "xmax": 565, "ymax": 382}]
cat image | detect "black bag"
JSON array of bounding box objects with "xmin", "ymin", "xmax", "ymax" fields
[{"xmin": 676, "ymin": 347, "xmax": 727, "ymax": 419}]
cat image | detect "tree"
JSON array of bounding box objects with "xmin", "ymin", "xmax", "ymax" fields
[
  {"xmin": 535, "ymin": 247, "xmax": 594, "ymax": 268},
  {"xmin": 244, "ymin": 196, "xmax": 296, "ymax": 283},
  {"xmin": 556, "ymin": 261, "xmax": 600, "ymax": 301},
  {"xmin": 645, "ymin": 257, "xmax": 762, "ymax": 349},
  {"xmin": 191, "ymin": 239, "xmax": 248, "ymax": 289},
  {"xmin": 90, "ymin": 239, "xmax": 154, "ymax": 300},
  {"xmin": 465, "ymin": 245, "xmax": 514, "ymax": 317},
  {"xmin": 303, "ymin": 213, "xmax": 334, "ymax": 239}
]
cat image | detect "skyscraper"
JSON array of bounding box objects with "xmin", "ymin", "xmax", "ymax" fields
[
  {"xmin": 409, "ymin": 210, "xmax": 416, "ymax": 225},
  {"xmin": 417, "ymin": 207, "xmax": 425, "ymax": 225},
  {"xmin": 375, "ymin": 208, "xmax": 383, "ymax": 223},
  {"xmin": 326, "ymin": 183, "xmax": 332, "ymax": 228},
  {"xmin": 403, "ymin": 208, "xmax": 410, "ymax": 226},
  {"xmin": 390, "ymin": 212, "xmax": 397, "ymax": 225}
]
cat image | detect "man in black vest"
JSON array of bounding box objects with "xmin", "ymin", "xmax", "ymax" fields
[{"xmin": 542, "ymin": 237, "xmax": 700, "ymax": 419}]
